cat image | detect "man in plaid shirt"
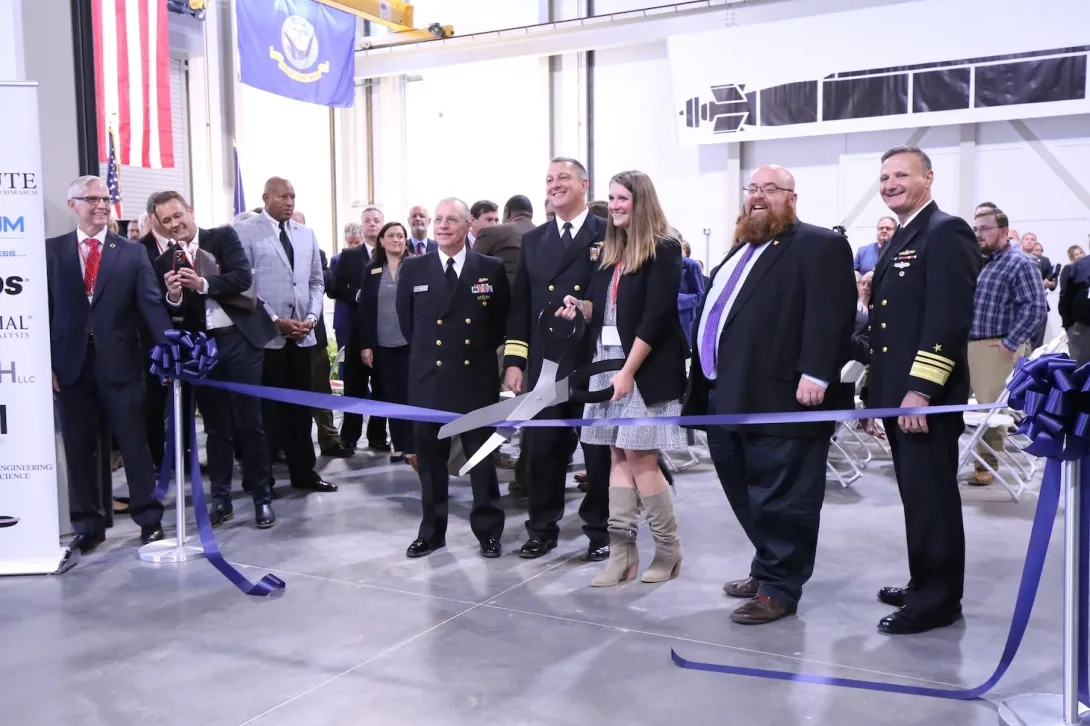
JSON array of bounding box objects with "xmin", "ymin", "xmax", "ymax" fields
[{"xmin": 967, "ymin": 207, "xmax": 1047, "ymax": 485}]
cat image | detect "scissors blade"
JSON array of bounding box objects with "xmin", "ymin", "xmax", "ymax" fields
[
  {"xmin": 438, "ymin": 397, "xmax": 522, "ymax": 439},
  {"xmin": 458, "ymin": 429, "xmax": 515, "ymax": 477}
]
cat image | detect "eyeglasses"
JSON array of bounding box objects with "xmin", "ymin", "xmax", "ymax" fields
[
  {"xmin": 743, "ymin": 184, "xmax": 794, "ymax": 196},
  {"xmin": 72, "ymin": 196, "xmax": 112, "ymax": 207},
  {"xmin": 972, "ymin": 225, "xmax": 997, "ymax": 233},
  {"xmin": 434, "ymin": 216, "xmax": 465, "ymax": 225}
]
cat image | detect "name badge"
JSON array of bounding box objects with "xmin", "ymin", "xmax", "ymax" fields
[
  {"xmin": 413, "ymin": 284, "xmax": 429, "ymax": 293},
  {"xmin": 601, "ymin": 326, "xmax": 622, "ymax": 347}
]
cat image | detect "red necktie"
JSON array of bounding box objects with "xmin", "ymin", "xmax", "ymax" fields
[{"xmin": 84, "ymin": 238, "xmax": 102, "ymax": 296}]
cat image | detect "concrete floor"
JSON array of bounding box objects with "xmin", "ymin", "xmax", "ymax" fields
[{"xmin": 0, "ymin": 436, "xmax": 1069, "ymax": 726}]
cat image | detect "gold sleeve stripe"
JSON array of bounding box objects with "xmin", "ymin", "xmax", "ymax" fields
[
  {"xmin": 504, "ymin": 341, "xmax": 529, "ymax": 358},
  {"xmin": 910, "ymin": 361, "xmax": 951, "ymax": 386},
  {"xmin": 916, "ymin": 350, "xmax": 955, "ymax": 370}
]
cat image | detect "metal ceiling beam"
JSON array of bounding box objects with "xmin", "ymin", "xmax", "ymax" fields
[
  {"xmin": 314, "ymin": 0, "xmax": 414, "ymax": 31},
  {"xmin": 354, "ymin": 0, "xmax": 734, "ymax": 79}
]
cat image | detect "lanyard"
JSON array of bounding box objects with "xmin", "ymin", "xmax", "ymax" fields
[{"xmin": 610, "ymin": 263, "xmax": 624, "ymax": 309}]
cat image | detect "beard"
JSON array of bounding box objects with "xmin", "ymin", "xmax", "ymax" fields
[{"xmin": 733, "ymin": 204, "xmax": 796, "ymax": 246}]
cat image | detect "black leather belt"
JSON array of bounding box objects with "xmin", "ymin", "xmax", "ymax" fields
[{"xmin": 207, "ymin": 326, "xmax": 237, "ymax": 338}]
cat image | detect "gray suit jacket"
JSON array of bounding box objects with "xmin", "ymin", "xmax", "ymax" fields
[
  {"xmin": 234, "ymin": 213, "xmax": 324, "ymax": 349},
  {"xmin": 472, "ymin": 216, "xmax": 532, "ymax": 286}
]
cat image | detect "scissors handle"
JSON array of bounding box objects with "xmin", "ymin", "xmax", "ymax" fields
[
  {"xmin": 538, "ymin": 306, "xmax": 587, "ymax": 362},
  {"xmin": 568, "ymin": 359, "xmax": 625, "ymax": 404}
]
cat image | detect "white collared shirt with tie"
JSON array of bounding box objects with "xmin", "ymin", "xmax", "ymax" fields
[
  {"xmin": 437, "ymin": 243, "xmax": 468, "ymax": 279},
  {"xmin": 75, "ymin": 226, "xmax": 108, "ymax": 303}
]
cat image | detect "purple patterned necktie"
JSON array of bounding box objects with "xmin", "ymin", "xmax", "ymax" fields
[{"xmin": 699, "ymin": 243, "xmax": 757, "ymax": 378}]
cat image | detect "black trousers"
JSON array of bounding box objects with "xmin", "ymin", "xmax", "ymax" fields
[
  {"xmin": 200, "ymin": 330, "xmax": 271, "ymax": 505},
  {"xmin": 373, "ymin": 345, "xmax": 412, "ymax": 453},
  {"xmin": 522, "ymin": 400, "xmax": 609, "ymax": 544},
  {"xmin": 706, "ymin": 424, "xmax": 829, "ymax": 607},
  {"xmin": 56, "ymin": 343, "xmax": 163, "ymax": 533},
  {"xmin": 261, "ymin": 341, "xmax": 318, "ymax": 486},
  {"xmin": 310, "ymin": 345, "xmax": 339, "ymax": 451},
  {"xmin": 413, "ymin": 422, "xmax": 504, "ymax": 543},
  {"xmin": 341, "ymin": 346, "xmax": 388, "ymax": 448},
  {"xmin": 883, "ymin": 413, "xmax": 965, "ymax": 613}
]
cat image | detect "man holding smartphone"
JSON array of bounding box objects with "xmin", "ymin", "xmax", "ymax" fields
[{"xmin": 152, "ymin": 191, "xmax": 281, "ymax": 528}]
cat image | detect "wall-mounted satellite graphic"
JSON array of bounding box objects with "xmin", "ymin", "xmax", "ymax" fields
[
  {"xmin": 680, "ymin": 46, "xmax": 1089, "ymax": 136},
  {"xmin": 0, "ymin": 516, "xmax": 19, "ymax": 529}
]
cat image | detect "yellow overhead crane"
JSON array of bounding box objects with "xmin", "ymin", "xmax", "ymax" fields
[{"xmin": 314, "ymin": 0, "xmax": 453, "ymax": 46}]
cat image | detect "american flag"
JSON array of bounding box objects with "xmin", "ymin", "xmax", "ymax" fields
[
  {"xmin": 92, "ymin": 0, "xmax": 175, "ymax": 169},
  {"xmin": 106, "ymin": 127, "xmax": 124, "ymax": 219},
  {"xmin": 233, "ymin": 146, "xmax": 246, "ymax": 216}
]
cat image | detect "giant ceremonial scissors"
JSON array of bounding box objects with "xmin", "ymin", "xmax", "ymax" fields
[{"xmin": 438, "ymin": 312, "xmax": 624, "ymax": 476}]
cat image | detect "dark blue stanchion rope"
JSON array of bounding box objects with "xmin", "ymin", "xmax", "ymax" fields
[
  {"xmin": 673, "ymin": 353, "xmax": 1089, "ymax": 703},
  {"xmin": 149, "ymin": 331, "xmax": 285, "ymax": 597}
]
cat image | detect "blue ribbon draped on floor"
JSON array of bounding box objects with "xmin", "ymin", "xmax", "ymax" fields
[
  {"xmin": 150, "ymin": 330, "xmax": 285, "ymax": 597},
  {"xmin": 673, "ymin": 353, "xmax": 1090, "ymax": 704}
]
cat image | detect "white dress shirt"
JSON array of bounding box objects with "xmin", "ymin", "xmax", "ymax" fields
[
  {"xmin": 437, "ymin": 243, "xmax": 468, "ymax": 279},
  {"xmin": 263, "ymin": 209, "xmax": 290, "ymax": 242},
  {"xmin": 166, "ymin": 237, "xmax": 234, "ymax": 330},
  {"xmin": 555, "ymin": 206, "xmax": 590, "ymax": 240},
  {"xmin": 898, "ymin": 198, "xmax": 934, "ymax": 229},
  {"xmin": 76, "ymin": 226, "xmax": 108, "ymax": 302},
  {"xmin": 696, "ymin": 239, "xmax": 828, "ymax": 388}
]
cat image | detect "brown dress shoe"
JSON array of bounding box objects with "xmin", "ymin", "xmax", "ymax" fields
[
  {"xmin": 730, "ymin": 594, "xmax": 797, "ymax": 625},
  {"xmin": 968, "ymin": 469, "xmax": 994, "ymax": 486},
  {"xmin": 722, "ymin": 576, "xmax": 759, "ymax": 599}
]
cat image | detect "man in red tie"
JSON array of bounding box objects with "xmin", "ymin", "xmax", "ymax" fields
[{"xmin": 45, "ymin": 175, "xmax": 174, "ymax": 554}]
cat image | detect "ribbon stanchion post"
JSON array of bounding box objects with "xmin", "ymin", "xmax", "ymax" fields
[
  {"xmin": 999, "ymin": 355, "xmax": 1090, "ymax": 726},
  {"xmin": 138, "ymin": 377, "xmax": 205, "ymax": 564}
]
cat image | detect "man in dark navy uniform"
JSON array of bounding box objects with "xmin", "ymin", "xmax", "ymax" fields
[
  {"xmin": 861, "ymin": 146, "xmax": 981, "ymax": 635},
  {"xmin": 503, "ymin": 157, "xmax": 610, "ymax": 561},
  {"xmin": 397, "ymin": 198, "xmax": 510, "ymax": 559}
]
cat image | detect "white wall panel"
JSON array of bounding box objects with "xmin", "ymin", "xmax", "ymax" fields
[
  {"xmin": 401, "ymin": 54, "xmax": 550, "ymax": 225},
  {"xmin": 593, "ymin": 40, "xmax": 734, "ymax": 266}
]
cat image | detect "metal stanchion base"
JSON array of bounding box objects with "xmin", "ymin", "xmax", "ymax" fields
[
  {"xmin": 137, "ymin": 538, "xmax": 205, "ymax": 563},
  {"xmin": 997, "ymin": 694, "xmax": 1089, "ymax": 725}
]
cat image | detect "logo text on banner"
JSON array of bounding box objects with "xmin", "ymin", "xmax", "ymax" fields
[{"xmin": 236, "ymin": 0, "xmax": 356, "ymax": 108}]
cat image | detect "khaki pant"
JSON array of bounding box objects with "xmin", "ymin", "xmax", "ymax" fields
[{"xmin": 967, "ymin": 339, "xmax": 1024, "ymax": 467}]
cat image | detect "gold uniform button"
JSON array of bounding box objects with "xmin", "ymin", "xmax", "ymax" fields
[
  {"xmin": 465, "ymin": 318, "xmax": 471, "ymax": 324},
  {"xmin": 899, "ymin": 271, "xmax": 905, "ymax": 277},
  {"xmin": 464, "ymin": 360, "xmax": 470, "ymax": 366},
  {"xmin": 867, "ymin": 325, "xmax": 871, "ymax": 331},
  {"xmin": 574, "ymin": 285, "xmax": 581, "ymax": 292},
  {"xmin": 437, "ymin": 319, "xmax": 443, "ymax": 325},
  {"xmin": 436, "ymin": 340, "xmax": 442, "ymax": 346},
  {"xmin": 482, "ymin": 301, "xmax": 488, "ymax": 306},
  {"xmin": 465, "ymin": 339, "xmax": 471, "ymax": 345},
  {"xmin": 882, "ymin": 346, "xmax": 888, "ymax": 353},
  {"xmin": 869, "ymin": 304, "xmax": 874, "ymax": 310},
  {"xmin": 881, "ymin": 322, "xmax": 887, "ymax": 329},
  {"xmin": 881, "ymin": 299, "xmax": 888, "ymax": 306},
  {"xmin": 436, "ymin": 361, "xmax": 442, "ymax": 367},
  {"xmin": 548, "ymin": 285, "xmax": 555, "ymax": 291},
  {"xmin": 869, "ymin": 348, "xmax": 873, "ymax": 354}
]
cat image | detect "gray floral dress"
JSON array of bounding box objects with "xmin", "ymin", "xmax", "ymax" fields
[{"xmin": 580, "ymin": 273, "xmax": 686, "ymax": 451}]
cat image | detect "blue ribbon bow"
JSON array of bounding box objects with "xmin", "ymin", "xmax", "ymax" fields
[
  {"xmin": 149, "ymin": 331, "xmax": 285, "ymax": 597},
  {"xmin": 673, "ymin": 352, "xmax": 1089, "ymax": 705}
]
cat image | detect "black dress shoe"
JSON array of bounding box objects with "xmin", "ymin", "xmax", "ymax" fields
[
  {"xmin": 71, "ymin": 531, "xmax": 106, "ymax": 554},
  {"xmin": 209, "ymin": 503, "xmax": 234, "ymax": 528},
  {"xmin": 291, "ymin": 478, "xmax": 338, "ymax": 493},
  {"xmin": 140, "ymin": 525, "xmax": 165, "ymax": 545},
  {"xmin": 877, "ymin": 586, "xmax": 907, "ymax": 608},
  {"xmin": 518, "ymin": 538, "xmax": 557, "ymax": 559},
  {"xmin": 406, "ymin": 538, "xmax": 445, "ymax": 558},
  {"xmin": 878, "ymin": 605, "xmax": 962, "ymax": 635},
  {"xmin": 480, "ymin": 538, "xmax": 502, "ymax": 558},
  {"xmin": 369, "ymin": 441, "xmax": 392, "ymax": 453},
  {"xmin": 586, "ymin": 541, "xmax": 610, "ymax": 562},
  {"xmin": 255, "ymin": 503, "xmax": 276, "ymax": 529},
  {"xmin": 320, "ymin": 443, "xmax": 351, "ymax": 458}
]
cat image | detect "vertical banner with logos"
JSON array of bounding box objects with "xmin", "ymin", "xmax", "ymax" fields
[{"xmin": 0, "ymin": 82, "xmax": 65, "ymax": 575}]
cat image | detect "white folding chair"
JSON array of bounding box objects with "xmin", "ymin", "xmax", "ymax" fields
[{"xmin": 827, "ymin": 362, "xmax": 867, "ymax": 487}]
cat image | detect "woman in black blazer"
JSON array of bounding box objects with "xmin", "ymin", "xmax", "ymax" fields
[
  {"xmin": 354, "ymin": 222, "xmax": 412, "ymax": 461},
  {"xmin": 558, "ymin": 170, "xmax": 688, "ymax": 588}
]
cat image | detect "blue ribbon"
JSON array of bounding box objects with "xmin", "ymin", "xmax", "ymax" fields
[
  {"xmin": 190, "ymin": 378, "xmax": 999, "ymax": 429},
  {"xmin": 673, "ymin": 353, "xmax": 1090, "ymax": 703},
  {"xmin": 149, "ymin": 332, "xmax": 286, "ymax": 597}
]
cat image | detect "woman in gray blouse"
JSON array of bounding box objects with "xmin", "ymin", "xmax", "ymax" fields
[{"xmin": 356, "ymin": 222, "xmax": 412, "ymax": 462}]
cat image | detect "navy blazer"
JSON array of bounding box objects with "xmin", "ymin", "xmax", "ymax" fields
[
  {"xmin": 354, "ymin": 259, "xmax": 407, "ymax": 351},
  {"xmin": 678, "ymin": 255, "xmax": 705, "ymax": 346},
  {"xmin": 46, "ymin": 230, "xmax": 173, "ymax": 387}
]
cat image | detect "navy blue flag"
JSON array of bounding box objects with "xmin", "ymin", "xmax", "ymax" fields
[
  {"xmin": 233, "ymin": 146, "xmax": 246, "ymax": 216},
  {"xmin": 236, "ymin": 0, "xmax": 356, "ymax": 108}
]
